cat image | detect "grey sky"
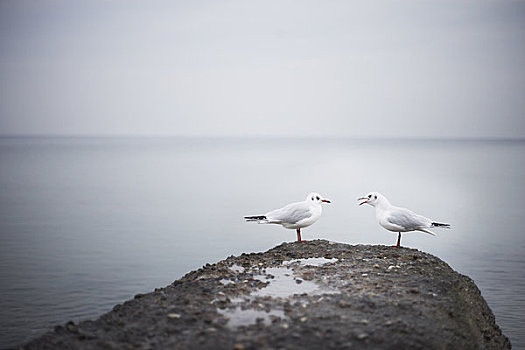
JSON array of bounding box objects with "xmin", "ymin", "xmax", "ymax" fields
[{"xmin": 1, "ymin": 0, "xmax": 524, "ymax": 138}]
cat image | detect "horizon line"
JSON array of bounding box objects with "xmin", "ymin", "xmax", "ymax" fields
[{"xmin": 0, "ymin": 133, "xmax": 524, "ymax": 142}]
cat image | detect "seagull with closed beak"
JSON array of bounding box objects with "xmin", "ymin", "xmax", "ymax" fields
[
  {"xmin": 358, "ymin": 192, "xmax": 450, "ymax": 247},
  {"xmin": 244, "ymin": 192, "xmax": 331, "ymax": 243}
]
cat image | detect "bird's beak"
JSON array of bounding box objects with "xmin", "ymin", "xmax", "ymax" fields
[
  {"xmin": 322, "ymin": 199, "xmax": 331, "ymax": 203},
  {"xmin": 357, "ymin": 197, "xmax": 368, "ymax": 206}
]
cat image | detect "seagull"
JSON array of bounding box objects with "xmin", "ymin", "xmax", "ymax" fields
[
  {"xmin": 358, "ymin": 192, "xmax": 450, "ymax": 248},
  {"xmin": 244, "ymin": 192, "xmax": 331, "ymax": 243}
]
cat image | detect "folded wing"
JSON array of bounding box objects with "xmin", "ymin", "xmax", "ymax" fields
[
  {"xmin": 386, "ymin": 208, "xmax": 433, "ymax": 233},
  {"xmin": 266, "ymin": 202, "xmax": 312, "ymax": 224}
]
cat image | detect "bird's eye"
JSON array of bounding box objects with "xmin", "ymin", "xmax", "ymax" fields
[
  {"xmin": 374, "ymin": 195, "xmax": 377, "ymax": 199},
  {"xmin": 368, "ymin": 195, "xmax": 371, "ymax": 198},
  {"xmin": 316, "ymin": 196, "xmax": 320, "ymax": 200}
]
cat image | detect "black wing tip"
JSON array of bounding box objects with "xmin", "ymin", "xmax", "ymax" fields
[
  {"xmin": 431, "ymin": 222, "xmax": 451, "ymax": 228},
  {"xmin": 244, "ymin": 215, "xmax": 266, "ymax": 221}
]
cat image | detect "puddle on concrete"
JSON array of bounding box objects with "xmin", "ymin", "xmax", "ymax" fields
[
  {"xmin": 227, "ymin": 258, "xmax": 340, "ymax": 299},
  {"xmin": 252, "ymin": 257, "xmax": 339, "ymax": 298},
  {"xmin": 219, "ymin": 258, "xmax": 339, "ymax": 328},
  {"xmin": 218, "ymin": 307, "xmax": 286, "ymax": 328},
  {"xmin": 252, "ymin": 266, "xmax": 339, "ymax": 298}
]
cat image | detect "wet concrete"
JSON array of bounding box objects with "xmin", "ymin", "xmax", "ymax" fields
[{"xmin": 18, "ymin": 240, "xmax": 511, "ymax": 349}]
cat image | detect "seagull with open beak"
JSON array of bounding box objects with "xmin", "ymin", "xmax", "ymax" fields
[{"xmin": 358, "ymin": 192, "xmax": 450, "ymax": 247}]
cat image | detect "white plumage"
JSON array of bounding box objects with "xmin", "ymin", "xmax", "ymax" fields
[
  {"xmin": 358, "ymin": 192, "xmax": 450, "ymax": 247},
  {"xmin": 245, "ymin": 192, "xmax": 331, "ymax": 242}
]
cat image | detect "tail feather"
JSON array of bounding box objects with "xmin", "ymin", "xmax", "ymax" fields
[
  {"xmin": 431, "ymin": 222, "xmax": 451, "ymax": 228},
  {"xmin": 244, "ymin": 215, "xmax": 267, "ymax": 222}
]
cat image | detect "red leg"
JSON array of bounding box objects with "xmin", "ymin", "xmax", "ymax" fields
[
  {"xmin": 395, "ymin": 232, "xmax": 401, "ymax": 248},
  {"xmin": 296, "ymin": 228, "xmax": 303, "ymax": 242}
]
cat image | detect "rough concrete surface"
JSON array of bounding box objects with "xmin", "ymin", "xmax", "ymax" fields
[{"xmin": 18, "ymin": 240, "xmax": 511, "ymax": 349}]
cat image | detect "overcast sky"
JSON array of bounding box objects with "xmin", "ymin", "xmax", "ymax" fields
[{"xmin": 0, "ymin": 0, "xmax": 524, "ymax": 138}]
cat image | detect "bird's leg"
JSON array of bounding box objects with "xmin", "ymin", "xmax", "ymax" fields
[
  {"xmin": 395, "ymin": 232, "xmax": 401, "ymax": 248},
  {"xmin": 296, "ymin": 228, "xmax": 303, "ymax": 243}
]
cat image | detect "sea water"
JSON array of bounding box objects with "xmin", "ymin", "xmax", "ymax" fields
[{"xmin": 0, "ymin": 137, "xmax": 523, "ymax": 348}]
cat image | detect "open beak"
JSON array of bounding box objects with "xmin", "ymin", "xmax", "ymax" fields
[
  {"xmin": 357, "ymin": 197, "xmax": 368, "ymax": 206},
  {"xmin": 322, "ymin": 199, "xmax": 331, "ymax": 203}
]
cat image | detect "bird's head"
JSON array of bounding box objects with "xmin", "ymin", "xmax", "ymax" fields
[
  {"xmin": 358, "ymin": 192, "xmax": 383, "ymax": 207},
  {"xmin": 307, "ymin": 192, "xmax": 331, "ymax": 204}
]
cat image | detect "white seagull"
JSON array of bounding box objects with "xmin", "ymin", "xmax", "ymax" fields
[
  {"xmin": 244, "ymin": 192, "xmax": 331, "ymax": 242},
  {"xmin": 358, "ymin": 192, "xmax": 450, "ymax": 247}
]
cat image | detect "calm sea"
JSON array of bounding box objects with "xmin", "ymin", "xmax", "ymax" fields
[{"xmin": 0, "ymin": 137, "xmax": 524, "ymax": 348}]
